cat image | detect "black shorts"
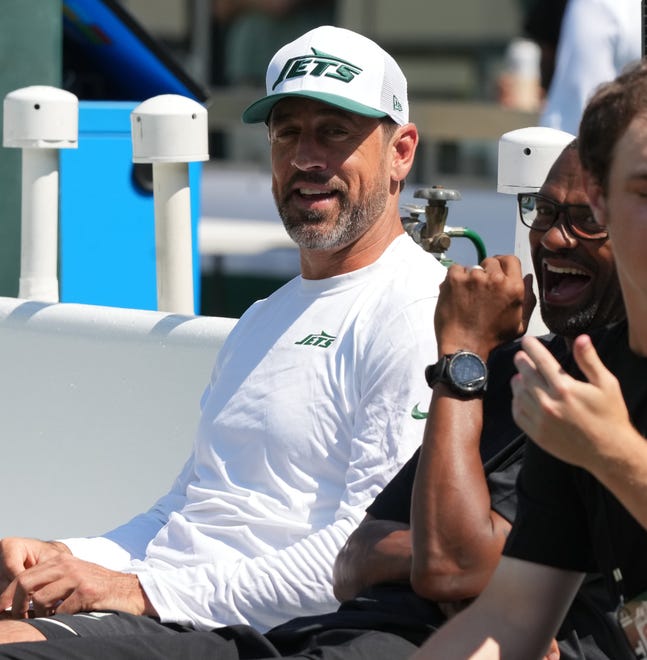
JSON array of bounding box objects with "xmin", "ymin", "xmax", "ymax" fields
[
  {"xmin": 24, "ymin": 610, "xmax": 192, "ymax": 640},
  {"xmin": 0, "ymin": 625, "xmax": 417, "ymax": 660}
]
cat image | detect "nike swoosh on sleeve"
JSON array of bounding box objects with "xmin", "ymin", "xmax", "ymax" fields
[{"xmin": 411, "ymin": 403, "xmax": 428, "ymax": 420}]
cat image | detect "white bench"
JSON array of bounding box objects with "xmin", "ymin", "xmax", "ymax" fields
[{"xmin": 0, "ymin": 297, "xmax": 236, "ymax": 540}]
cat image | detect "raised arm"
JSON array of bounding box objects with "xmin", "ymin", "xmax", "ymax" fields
[
  {"xmin": 410, "ymin": 256, "xmax": 533, "ymax": 601},
  {"xmin": 410, "ymin": 391, "xmax": 510, "ymax": 602}
]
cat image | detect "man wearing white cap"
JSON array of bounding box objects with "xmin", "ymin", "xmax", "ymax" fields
[{"xmin": 0, "ymin": 25, "xmax": 446, "ymax": 648}]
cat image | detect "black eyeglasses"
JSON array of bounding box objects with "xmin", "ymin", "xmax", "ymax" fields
[{"xmin": 517, "ymin": 193, "xmax": 608, "ymax": 240}]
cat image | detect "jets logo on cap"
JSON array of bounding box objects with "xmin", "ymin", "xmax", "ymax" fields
[{"xmin": 272, "ymin": 48, "xmax": 363, "ymax": 90}]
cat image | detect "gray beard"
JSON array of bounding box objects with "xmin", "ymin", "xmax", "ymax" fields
[{"xmin": 278, "ymin": 188, "xmax": 389, "ymax": 250}]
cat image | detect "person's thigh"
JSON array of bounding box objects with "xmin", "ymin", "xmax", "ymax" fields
[
  {"xmin": 0, "ymin": 631, "xmax": 241, "ymax": 660},
  {"xmin": 0, "ymin": 625, "xmax": 419, "ymax": 660},
  {"xmin": 22, "ymin": 611, "xmax": 186, "ymax": 640},
  {"xmin": 286, "ymin": 629, "xmax": 419, "ymax": 659}
]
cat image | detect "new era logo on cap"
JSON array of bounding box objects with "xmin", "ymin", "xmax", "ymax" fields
[{"xmin": 242, "ymin": 26, "xmax": 409, "ymax": 125}]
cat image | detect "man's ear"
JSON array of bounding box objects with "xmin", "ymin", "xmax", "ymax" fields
[
  {"xmin": 390, "ymin": 123, "xmax": 418, "ymax": 183},
  {"xmin": 583, "ymin": 170, "xmax": 608, "ymax": 225}
]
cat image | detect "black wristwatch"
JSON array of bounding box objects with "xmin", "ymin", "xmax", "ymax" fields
[{"xmin": 425, "ymin": 350, "xmax": 488, "ymax": 397}]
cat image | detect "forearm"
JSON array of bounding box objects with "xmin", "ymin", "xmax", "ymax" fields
[
  {"xmin": 413, "ymin": 594, "xmax": 552, "ymax": 660},
  {"xmin": 413, "ymin": 558, "xmax": 584, "ymax": 659},
  {"xmin": 587, "ymin": 425, "xmax": 647, "ymax": 531},
  {"xmin": 411, "ymin": 387, "xmax": 506, "ymax": 601},
  {"xmin": 410, "ymin": 263, "xmax": 530, "ymax": 604},
  {"xmin": 133, "ymin": 516, "xmax": 359, "ymax": 631},
  {"xmin": 333, "ymin": 518, "xmax": 411, "ymax": 601}
]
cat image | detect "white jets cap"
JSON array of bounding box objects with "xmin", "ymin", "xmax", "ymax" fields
[{"xmin": 241, "ymin": 25, "xmax": 409, "ymax": 125}]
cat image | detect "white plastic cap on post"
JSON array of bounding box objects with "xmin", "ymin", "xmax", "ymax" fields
[
  {"xmin": 131, "ymin": 94, "xmax": 209, "ymax": 163},
  {"xmin": 130, "ymin": 95, "xmax": 208, "ymax": 315},
  {"xmin": 498, "ymin": 127, "xmax": 576, "ymax": 336},
  {"xmin": 497, "ymin": 126, "xmax": 576, "ymax": 194},
  {"xmin": 3, "ymin": 86, "xmax": 78, "ymax": 150}
]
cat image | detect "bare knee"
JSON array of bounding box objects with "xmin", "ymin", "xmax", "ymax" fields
[{"xmin": 0, "ymin": 620, "xmax": 46, "ymax": 644}]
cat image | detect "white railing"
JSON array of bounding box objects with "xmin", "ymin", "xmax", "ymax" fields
[{"xmin": 0, "ymin": 297, "xmax": 235, "ymax": 540}]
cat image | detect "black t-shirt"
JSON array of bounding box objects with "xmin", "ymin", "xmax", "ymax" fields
[
  {"xmin": 368, "ymin": 334, "xmax": 625, "ymax": 659},
  {"xmin": 505, "ymin": 321, "xmax": 647, "ymax": 605}
]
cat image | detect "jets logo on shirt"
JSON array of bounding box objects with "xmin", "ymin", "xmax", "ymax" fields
[{"xmin": 295, "ymin": 331, "xmax": 336, "ymax": 348}]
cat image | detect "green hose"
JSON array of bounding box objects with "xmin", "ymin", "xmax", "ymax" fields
[{"xmin": 446, "ymin": 227, "xmax": 487, "ymax": 264}]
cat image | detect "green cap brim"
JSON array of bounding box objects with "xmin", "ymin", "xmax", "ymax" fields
[{"xmin": 241, "ymin": 91, "xmax": 387, "ymax": 124}]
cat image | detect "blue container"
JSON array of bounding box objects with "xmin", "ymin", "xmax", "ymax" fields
[{"xmin": 59, "ymin": 101, "xmax": 202, "ymax": 312}]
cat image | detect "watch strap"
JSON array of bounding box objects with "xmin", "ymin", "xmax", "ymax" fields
[{"xmin": 424, "ymin": 355, "xmax": 450, "ymax": 389}]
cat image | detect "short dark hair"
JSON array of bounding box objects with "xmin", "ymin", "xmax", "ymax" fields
[
  {"xmin": 579, "ymin": 60, "xmax": 647, "ymax": 193},
  {"xmin": 379, "ymin": 116, "xmax": 399, "ymax": 139},
  {"xmin": 563, "ymin": 137, "xmax": 578, "ymax": 154}
]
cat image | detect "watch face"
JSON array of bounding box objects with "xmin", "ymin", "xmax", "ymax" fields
[{"xmin": 448, "ymin": 352, "xmax": 487, "ymax": 393}]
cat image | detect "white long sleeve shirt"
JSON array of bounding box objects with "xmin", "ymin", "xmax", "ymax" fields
[
  {"xmin": 540, "ymin": 0, "xmax": 641, "ymax": 135},
  {"xmin": 65, "ymin": 234, "xmax": 446, "ymax": 631}
]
